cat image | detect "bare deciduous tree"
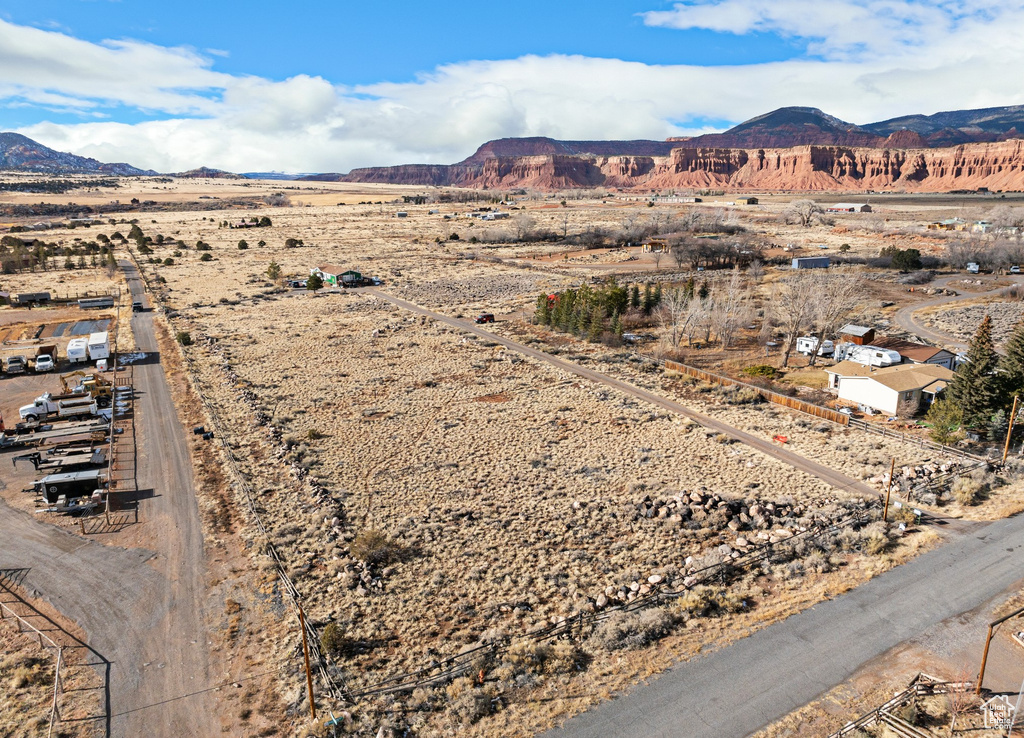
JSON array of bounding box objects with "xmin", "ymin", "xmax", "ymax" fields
[
  {"xmin": 807, "ymin": 271, "xmax": 864, "ymax": 366},
  {"xmin": 773, "ymin": 273, "xmax": 817, "ymax": 367},
  {"xmin": 786, "ymin": 199, "xmax": 826, "ymax": 228},
  {"xmin": 512, "ymin": 213, "xmax": 536, "ymax": 241},
  {"xmin": 747, "ymin": 259, "xmax": 764, "ymax": 283},
  {"xmin": 710, "ymin": 269, "xmax": 752, "ymax": 349},
  {"xmin": 659, "ymin": 287, "xmax": 691, "ymax": 348}
]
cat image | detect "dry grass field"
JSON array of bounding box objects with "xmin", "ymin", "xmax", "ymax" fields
[{"xmin": 3, "ymin": 179, "xmax": 1017, "ymax": 735}]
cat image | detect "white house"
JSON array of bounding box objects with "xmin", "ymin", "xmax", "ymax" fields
[{"xmin": 825, "ymin": 360, "xmax": 954, "ymax": 416}]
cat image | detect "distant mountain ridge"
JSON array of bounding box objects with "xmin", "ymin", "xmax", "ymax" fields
[
  {"xmin": 0, "ymin": 132, "xmax": 156, "ymax": 176},
  {"xmin": 317, "ymin": 104, "xmax": 1024, "ymax": 190}
]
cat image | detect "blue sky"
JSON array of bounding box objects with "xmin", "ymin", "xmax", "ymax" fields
[{"xmin": 2, "ymin": 1, "xmax": 1024, "ymax": 172}]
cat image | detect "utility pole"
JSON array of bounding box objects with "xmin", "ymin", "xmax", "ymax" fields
[
  {"xmin": 883, "ymin": 457, "xmax": 896, "ymax": 522},
  {"xmin": 298, "ymin": 606, "xmax": 316, "ymax": 720},
  {"xmin": 1004, "ymin": 394, "xmax": 1020, "ymax": 464},
  {"xmin": 977, "ymin": 605, "xmax": 1024, "ymax": 694}
]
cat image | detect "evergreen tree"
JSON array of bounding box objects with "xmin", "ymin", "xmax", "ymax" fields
[
  {"xmin": 684, "ymin": 276, "xmax": 695, "ymax": 300},
  {"xmin": 642, "ymin": 283, "xmax": 654, "ymax": 315},
  {"xmin": 945, "ymin": 315, "xmax": 1002, "ymax": 428},
  {"xmin": 630, "ymin": 284, "xmax": 640, "ymax": 310},
  {"xmin": 925, "ymin": 398, "xmax": 964, "ymax": 445},
  {"xmin": 611, "ymin": 311, "xmax": 623, "ymax": 338},
  {"xmin": 306, "ymin": 272, "xmax": 324, "ymax": 293},
  {"xmin": 586, "ymin": 306, "xmax": 604, "ymax": 342},
  {"xmin": 999, "ymin": 317, "xmax": 1024, "ymax": 398},
  {"xmin": 698, "ymin": 281, "xmax": 710, "ymax": 300},
  {"xmin": 534, "ymin": 293, "xmax": 551, "ymax": 325},
  {"xmin": 652, "ymin": 283, "xmax": 662, "ymax": 308}
]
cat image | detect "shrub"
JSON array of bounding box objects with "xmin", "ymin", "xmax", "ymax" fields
[
  {"xmin": 742, "ymin": 365, "xmax": 778, "ymax": 379},
  {"xmin": 727, "ymin": 387, "xmax": 764, "ymax": 405},
  {"xmin": 176, "ymin": 331, "xmax": 193, "ymax": 346},
  {"xmin": 351, "ymin": 529, "xmax": 401, "ymax": 565},
  {"xmin": 200, "ymin": 253, "xmax": 213, "ymax": 262},
  {"xmin": 306, "ymin": 428, "xmax": 324, "ymax": 440},
  {"xmin": 237, "ymin": 240, "xmax": 248, "ymax": 250},
  {"xmin": 505, "ymin": 639, "xmax": 587, "ymax": 675},
  {"xmin": 952, "ymin": 476, "xmax": 984, "ymax": 506},
  {"xmin": 320, "ymin": 623, "xmax": 348, "ymax": 657},
  {"xmin": 675, "ymin": 585, "xmax": 745, "ymax": 618},
  {"xmin": 861, "ymin": 521, "xmax": 891, "ymax": 555},
  {"xmin": 588, "ymin": 607, "xmax": 678, "ymax": 651},
  {"xmin": 162, "ymin": 257, "xmax": 174, "ymax": 266}
]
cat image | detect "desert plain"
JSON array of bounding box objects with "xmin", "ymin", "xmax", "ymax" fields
[{"xmin": 3, "ymin": 176, "xmax": 1024, "ymax": 737}]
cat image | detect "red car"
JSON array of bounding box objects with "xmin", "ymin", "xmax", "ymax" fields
[{"xmin": 474, "ymin": 313, "xmax": 495, "ymax": 324}]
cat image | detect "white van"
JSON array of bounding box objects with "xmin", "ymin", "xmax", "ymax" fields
[
  {"xmin": 87, "ymin": 332, "xmax": 110, "ymax": 361},
  {"xmin": 66, "ymin": 338, "xmax": 88, "ymax": 364}
]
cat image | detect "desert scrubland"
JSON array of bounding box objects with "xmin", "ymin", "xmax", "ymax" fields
[{"xmin": 4, "ymin": 181, "xmax": 1022, "ymax": 734}]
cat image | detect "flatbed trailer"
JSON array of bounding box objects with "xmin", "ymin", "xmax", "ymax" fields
[
  {"xmin": 13, "ymin": 448, "xmax": 107, "ymax": 472},
  {"xmin": 1, "ymin": 422, "xmax": 109, "ymax": 449}
]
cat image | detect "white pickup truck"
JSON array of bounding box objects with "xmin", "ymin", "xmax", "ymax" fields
[{"xmin": 19, "ymin": 393, "xmax": 99, "ymax": 422}]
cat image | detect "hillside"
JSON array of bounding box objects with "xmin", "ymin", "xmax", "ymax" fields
[{"xmin": 0, "ymin": 132, "xmax": 156, "ymax": 176}]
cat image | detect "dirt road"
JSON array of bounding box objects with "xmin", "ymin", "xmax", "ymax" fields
[
  {"xmin": 368, "ymin": 290, "xmax": 880, "ymax": 500},
  {"xmin": 0, "ymin": 261, "xmax": 218, "ymax": 737},
  {"xmin": 894, "ymin": 274, "xmax": 1024, "ymax": 350}
]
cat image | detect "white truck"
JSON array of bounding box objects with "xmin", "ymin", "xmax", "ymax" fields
[
  {"xmin": 837, "ymin": 343, "xmax": 902, "ymax": 367},
  {"xmin": 66, "ymin": 338, "xmax": 88, "ymax": 364},
  {"xmin": 796, "ymin": 336, "xmax": 835, "ymax": 356},
  {"xmin": 87, "ymin": 332, "xmax": 110, "ymax": 361},
  {"xmin": 967, "ymin": 262, "xmax": 980, "ymax": 274},
  {"xmin": 19, "ymin": 393, "xmax": 99, "ymax": 422},
  {"xmin": 4, "ymin": 355, "xmax": 27, "ymax": 374}
]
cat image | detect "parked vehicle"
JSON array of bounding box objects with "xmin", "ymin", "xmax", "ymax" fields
[
  {"xmin": 78, "ymin": 296, "xmax": 115, "ymax": 309},
  {"xmin": 19, "ymin": 393, "xmax": 100, "ymax": 422},
  {"xmin": 34, "ymin": 344, "xmax": 57, "ymax": 372},
  {"xmin": 66, "ymin": 338, "xmax": 88, "ymax": 364},
  {"xmin": 34, "ymin": 469, "xmax": 106, "ymax": 504},
  {"xmin": 60, "ymin": 371, "xmax": 112, "ymax": 405},
  {"xmin": 1012, "ymin": 265, "xmax": 1021, "ymax": 274},
  {"xmin": 836, "ymin": 343, "xmax": 901, "ymax": 367},
  {"xmin": 87, "ymin": 331, "xmax": 110, "ymax": 361},
  {"xmin": 796, "ymin": 337, "xmax": 835, "ymax": 356},
  {"xmin": 474, "ymin": 313, "xmax": 495, "ymax": 324},
  {"xmin": 132, "ymin": 300, "xmax": 144, "ymax": 312},
  {"xmin": 4, "ymin": 355, "xmax": 27, "ymax": 374},
  {"xmin": 967, "ymin": 262, "xmax": 980, "ymax": 274}
]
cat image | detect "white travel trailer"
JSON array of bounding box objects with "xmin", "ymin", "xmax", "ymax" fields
[
  {"xmin": 796, "ymin": 336, "xmax": 835, "ymax": 356},
  {"xmin": 838, "ymin": 343, "xmax": 902, "ymax": 367},
  {"xmin": 66, "ymin": 338, "xmax": 88, "ymax": 364},
  {"xmin": 87, "ymin": 332, "xmax": 110, "ymax": 361}
]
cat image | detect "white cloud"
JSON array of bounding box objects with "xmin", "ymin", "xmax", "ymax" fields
[
  {"xmin": 641, "ymin": 1, "xmax": 1024, "ymax": 61},
  {"xmin": 6, "ymin": 8, "xmax": 1024, "ymax": 173}
]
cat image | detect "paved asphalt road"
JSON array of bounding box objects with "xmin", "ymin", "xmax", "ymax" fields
[
  {"xmin": 0, "ymin": 262, "xmax": 216, "ymax": 737},
  {"xmin": 542, "ymin": 514, "xmax": 1024, "ymax": 737}
]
